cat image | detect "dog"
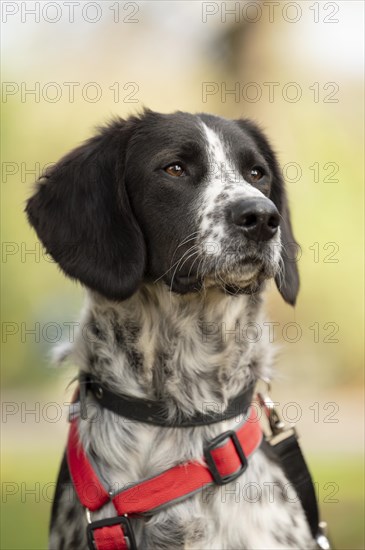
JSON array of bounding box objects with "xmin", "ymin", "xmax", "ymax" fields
[{"xmin": 26, "ymin": 109, "xmax": 317, "ymax": 549}]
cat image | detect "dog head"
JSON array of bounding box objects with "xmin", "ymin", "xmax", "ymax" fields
[{"xmin": 26, "ymin": 110, "xmax": 299, "ymax": 304}]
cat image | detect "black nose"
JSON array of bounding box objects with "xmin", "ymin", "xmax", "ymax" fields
[{"xmin": 229, "ymin": 198, "xmax": 280, "ymax": 242}]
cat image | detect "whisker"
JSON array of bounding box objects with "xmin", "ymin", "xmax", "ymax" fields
[
  {"xmin": 175, "ymin": 232, "xmax": 199, "ymax": 251},
  {"xmin": 168, "ymin": 244, "xmax": 200, "ymax": 303},
  {"xmin": 153, "ymin": 244, "xmax": 198, "ymax": 284},
  {"xmin": 178, "ymin": 247, "xmax": 200, "ymax": 271},
  {"xmin": 187, "ymin": 251, "xmax": 201, "ymax": 277},
  {"xmin": 153, "ymin": 233, "xmax": 199, "ymax": 283}
]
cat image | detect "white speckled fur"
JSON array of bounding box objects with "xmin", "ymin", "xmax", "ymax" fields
[
  {"xmin": 50, "ymin": 284, "xmax": 314, "ymax": 550},
  {"xmin": 195, "ymin": 124, "xmax": 282, "ymax": 289},
  {"xmin": 199, "ymin": 124, "xmax": 265, "ymax": 233}
]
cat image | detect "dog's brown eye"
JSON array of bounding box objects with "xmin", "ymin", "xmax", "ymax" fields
[
  {"xmin": 249, "ymin": 167, "xmax": 264, "ymax": 182},
  {"xmin": 164, "ymin": 164, "xmax": 185, "ymax": 177}
]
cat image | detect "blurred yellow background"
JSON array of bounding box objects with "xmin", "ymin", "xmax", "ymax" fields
[{"xmin": 1, "ymin": 1, "xmax": 364, "ymax": 549}]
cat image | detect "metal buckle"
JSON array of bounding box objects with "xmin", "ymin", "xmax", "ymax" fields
[
  {"xmin": 257, "ymin": 378, "xmax": 299, "ymax": 447},
  {"xmin": 257, "ymin": 378, "xmax": 287, "ymax": 436},
  {"xmin": 204, "ymin": 430, "xmax": 248, "ymax": 485},
  {"xmin": 316, "ymin": 521, "xmax": 331, "ymax": 550},
  {"xmin": 85, "ymin": 509, "xmax": 137, "ymax": 550},
  {"xmin": 68, "ymin": 401, "xmax": 80, "ymax": 422}
]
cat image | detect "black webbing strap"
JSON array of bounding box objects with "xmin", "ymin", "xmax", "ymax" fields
[
  {"xmin": 270, "ymin": 432, "xmax": 319, "ymax": 539},
  {"xmin": 79, "ymin": 373, "xmax": 255, "ymax": 427}
]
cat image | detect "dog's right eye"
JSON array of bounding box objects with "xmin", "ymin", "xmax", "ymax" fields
[
  {"xmin": 249, "ymin": 167, "xmax": 265, "ymax": 182},
  {"xmin": 164, "ymin": 164, "xmax": 186, "ymax": 177}
]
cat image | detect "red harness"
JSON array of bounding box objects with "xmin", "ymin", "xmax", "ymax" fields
[{"xmin": 67, "ymin": 406, "xmax": 263, "ymax": 550}]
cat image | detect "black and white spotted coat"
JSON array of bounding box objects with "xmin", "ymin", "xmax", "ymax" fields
[{"xmin": 50, "ymin": 285, "xmax": 315, "ymax": 550}]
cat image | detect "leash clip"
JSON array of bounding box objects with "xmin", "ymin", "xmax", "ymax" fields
[{"xmin": 257, "ymin": 378, "xmax": 288, "ymax": 436}]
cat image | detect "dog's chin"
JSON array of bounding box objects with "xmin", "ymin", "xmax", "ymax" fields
[
  {"xmin": 167, "ymin": 260, "xmax": 276, "ymax": 296},
  {"xmin": 220, "ymin": 276, "xmax": 266, "ymax": 296},
  {"xmin": 204, "ymin": 266, "xmax": 267, "ymax": 295}
]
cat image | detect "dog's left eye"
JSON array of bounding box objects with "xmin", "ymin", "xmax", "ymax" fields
[
  {"xmin": 249, "ymin": 167, "xmax": 264, "ymax": 182},
  {"xmin": 164, "ymin": 164, "xmax": 186, "ymax": 177}
]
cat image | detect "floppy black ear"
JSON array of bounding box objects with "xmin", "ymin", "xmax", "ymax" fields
[
  {"xmin": 271, "ymin": 191, "xmax": 300, "ymax": 306},
  {"xmin": 26, "ymin": 118, "xmax": 146, "ymax": 301},
  {"xmin": 235, "ymin": 119, "xmax": 300, "ymax": 305}
]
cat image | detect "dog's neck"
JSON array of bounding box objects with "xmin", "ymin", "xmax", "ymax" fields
[{"xmin": 73, "ymin": 283, "xmax": 272, "ymax": 416}]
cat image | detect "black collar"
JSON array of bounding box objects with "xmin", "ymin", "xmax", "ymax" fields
[{"xmin": 78, "ymin": 372, "xmax": 255, "ymax": 427}]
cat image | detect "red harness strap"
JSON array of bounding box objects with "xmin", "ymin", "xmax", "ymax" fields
[
  {"xmin": 93, "ymin": 525, "xmax": 127, "ymax": 550},
  {"xmin": 67, "ymin": 406, "xmax": 262, "ymax": 550}
]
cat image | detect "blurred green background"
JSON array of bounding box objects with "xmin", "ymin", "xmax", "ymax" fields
[{"xmin": 1, "ymin": 1, "xmax": 364, "ymax": 549}]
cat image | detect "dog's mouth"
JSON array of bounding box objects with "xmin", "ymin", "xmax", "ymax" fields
[
  {"xmin": 170, "ymin": 257, "xmax": 274, "ymax": 295},
  {"xmin": 164, "ymin": 236, "xmax": 281, "ymax": 295}
]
